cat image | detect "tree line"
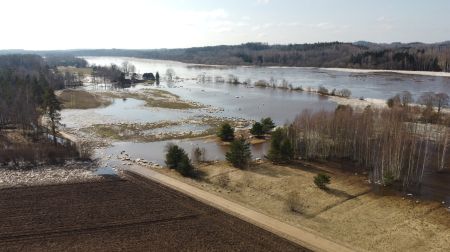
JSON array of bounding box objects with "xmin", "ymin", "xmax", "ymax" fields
[
  {"xmin": 6, "ymin": 41, "xmax": 450, "ymax": 72},
  {"xmin": 277, "ymin": 104, "xmax": 449, "ymax": 190},
  {"xmin": 0, "ymin": 54, "xmax": 90, "ymax": 165}
]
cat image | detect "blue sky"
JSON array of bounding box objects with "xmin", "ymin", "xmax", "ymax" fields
[{"xmin": 0, "ymin": 0, "xmax": 449, "ymax": 50}]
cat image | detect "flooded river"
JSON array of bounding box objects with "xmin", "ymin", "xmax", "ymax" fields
[
  {"xmin": 62, "ymin": 57, "xmax": 449, "ymax": 205},
  {"xmin": 85, "ymin": 56, "xmax": 450, "ymax": 100}
]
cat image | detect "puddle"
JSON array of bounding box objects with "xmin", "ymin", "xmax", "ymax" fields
[{"xmin": 95, "ymin": 167, "xmax": 118, "ymax": 176}]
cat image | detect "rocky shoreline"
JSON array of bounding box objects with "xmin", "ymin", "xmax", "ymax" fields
[{"xmin": 0, "ymin": 161, "xmax": 102, "ymax": 188}]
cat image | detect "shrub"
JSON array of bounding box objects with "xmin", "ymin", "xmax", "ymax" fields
[
  {"xmin": 254, "ymin": 80, "xmax": 269, "ymax": 88},
  {"xmin": 217, "ymin": 123, "xmax": 234, "ymax": 141},
  {"xmin": 314, "ymin": 173, "xmax": 331, "ymax": 189},
  {"xmin": 286, "ymin": 191, "xmax": 304, "ymax": 213},
  {"xmin": 165, "ymin": 144, "xmax": 194, "ymax": 176},
  {"xmin": 250, "ymin": 122, "xmax": 264, "ymax": 138},
  {"xmin": 216, "ymin": 173, "xmax": 231, "ymax": 188},
  {"xmin": 226, "ymin": 138, "xmax": 252, "ymax": 169},
  {"xmin": 317, "ymin": 86, "xmax": 329, "ymax": 95},
  {"xmin": 387, "ymin": 94, "xmax": 401, "ymax": 108},
  {"xmin": 339, "ymin": 89, "xmax": 352, "ymax": 98},
  {"xmin": 383, "ymin": 172, "xmax": 395, "ymax": 186}
]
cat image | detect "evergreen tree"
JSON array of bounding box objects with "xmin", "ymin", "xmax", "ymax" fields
[
  {"xmin": 250, "ymin": 122, "xmax": 264, "ymax": 138},
  {"xmin": 165, "ymin": 144, "xmax": 194, "ymax": 176},
  {"xmin": 42, "ymin": 88, "xmax": 62, "ymax": 146},
  {"xmin": 155, "ymin": 71, "xmax": 160, "ymax": 85},
  {"xmin": 314, "ymin": 173, "xmax": 331, "ymax": 189},
  {"xmin": 261, "ymin": 117, "xmax": 275, "ymax": 133},
  {"xmin": 217, "ymin": 123, "xmax": 234, "ymax": 141},
  {"xmin": 226, "ymin": 138, "xmax": 252, "ymax": 169},
  {"xmin": 267, "ymin": 128, "xmax": 293, "ymax": 163}
]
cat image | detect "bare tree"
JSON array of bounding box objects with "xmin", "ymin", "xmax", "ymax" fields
[
  {"xmin": 121, "ymin": 61, "xmax": 131, "ymax": 75},
  {"xmin": 166, "ymin": 68, "xmax": 175, "ymax": 82},
  {"xmin": 435, "ymin": 92, "xmax": 449, "ymax": 113},
  {"xmin": 400, "ymin": 91, "xmax": 413, "ymax": 107}
]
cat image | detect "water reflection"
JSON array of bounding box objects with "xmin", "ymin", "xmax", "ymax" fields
[{"xmin": 104, "ymin": 139, "xmax": 269, "ymax": 166}]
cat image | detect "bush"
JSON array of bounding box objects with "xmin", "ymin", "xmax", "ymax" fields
[
  {"xmin": 217, "ymin": 123, "xmax": 234, "ymax": 141},
  {"xmin": 226, "ymin": 138, "xmax": 252, "ymax": 169},
  {"xmin": 216, "ymin": 173, "xmax": 231, "ymax": 188},
  {"xmin": 387, "ymin": 94, "xmax": 401, "ymax": 108},
  {"xmin": 250, "ymin": 122, "xmax": 264, "ymax": 138},
  {"xmin": 165, "ymin": 144, "xmax": 194, "ymax": 177},
  {"xmin": 254, "ymin": 80, "xmax": 269, "ymax": 88},
  {"xmin": 286, "ymin": 191, "xmax": 304, "ymax": 213},
  {"xmin": 317, "ymin": 86, "xmax": 329, "ymax": 95},
  {"xmin": 339, "ymin": 89, "xmax": 352, "ymax": 98},
  {"xmin": 267, "ymin": 128, "xmax": 294, "ymax": 163},
  {"xmin": 383, "ymin": 173, "xmax": 395, "ymax": 186},
  {"xmin": 314, "ymin": 173, "xmax": 331, "ymax": 189},
  {"xmin": 260, "ymin": 117, "xmax": 275, "ymax": 133}
]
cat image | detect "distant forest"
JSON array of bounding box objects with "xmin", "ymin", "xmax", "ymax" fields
[{"xmin": 2, "ymin": 41, "xmax": 450, "ymax": 71}]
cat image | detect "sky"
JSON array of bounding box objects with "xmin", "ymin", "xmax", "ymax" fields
[{"xmin": 0, "ymin": 0, "xmax": 449, "ymax": 50}]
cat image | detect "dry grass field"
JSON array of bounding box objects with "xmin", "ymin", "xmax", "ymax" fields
[{"xmin": 156, "ymin": 161, "xmax": 450, "ymax": 252}]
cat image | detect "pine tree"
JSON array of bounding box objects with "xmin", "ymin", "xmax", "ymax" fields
[
  {"xmin": 226, "ymin": 138, "xmax": 252, "ymax": 169},
  {"xmin": 217, "ymin": 123, "xmax": 234, "ymax": 141},
  {"xmin": 42, "ymin": 88, "xmax": 62, "ymax": 146},
  {"xmin": 267, "ymin": 128, "xmax": 293, "ymax": 163},
  {"xmin": 261, "ymin": 117, "xmax": 275, "ymax": 133},
  {"xmin": 250, "ymin": 122, "xmax": 264, "ymax": 138}
]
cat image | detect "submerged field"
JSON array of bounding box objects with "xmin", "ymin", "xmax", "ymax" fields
[{"xmin": 0, "ymin": 175, "xmax": 305, "ymax": 251}]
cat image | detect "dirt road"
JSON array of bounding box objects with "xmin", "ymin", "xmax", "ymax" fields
[{"xmin": 127, "ymin": 166, "xmax": 356, "ymax": 252}]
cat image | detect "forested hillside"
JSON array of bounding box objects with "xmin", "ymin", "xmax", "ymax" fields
[{"xmin": 1, "ymin": 41, "xmax": 450, "ymax": 71}]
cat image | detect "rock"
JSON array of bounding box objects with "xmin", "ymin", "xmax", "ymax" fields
[{"xmin": 407, "ymin": 193, "xmax": 413, "ymax": 197}]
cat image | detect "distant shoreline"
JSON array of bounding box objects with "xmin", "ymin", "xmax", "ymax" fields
[
  {"xmin": 83, "ymin": 55, "xmax": 450, "ymax": 77},
  {"xmin": 322, "ymin": 67, "xmax": 450, "ymax": 77}
]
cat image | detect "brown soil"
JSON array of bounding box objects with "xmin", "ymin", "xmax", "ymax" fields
[
  {"xmin": 155, "ymin": 161, "xmax": 450, "ymax": 252},
  {"xmin": 57, "ymin": 89, "xmax": 111, "ymax": 109},
  {"xmin": 0, "ymin": 176, "xmax": 306, "ymax": 252}
]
